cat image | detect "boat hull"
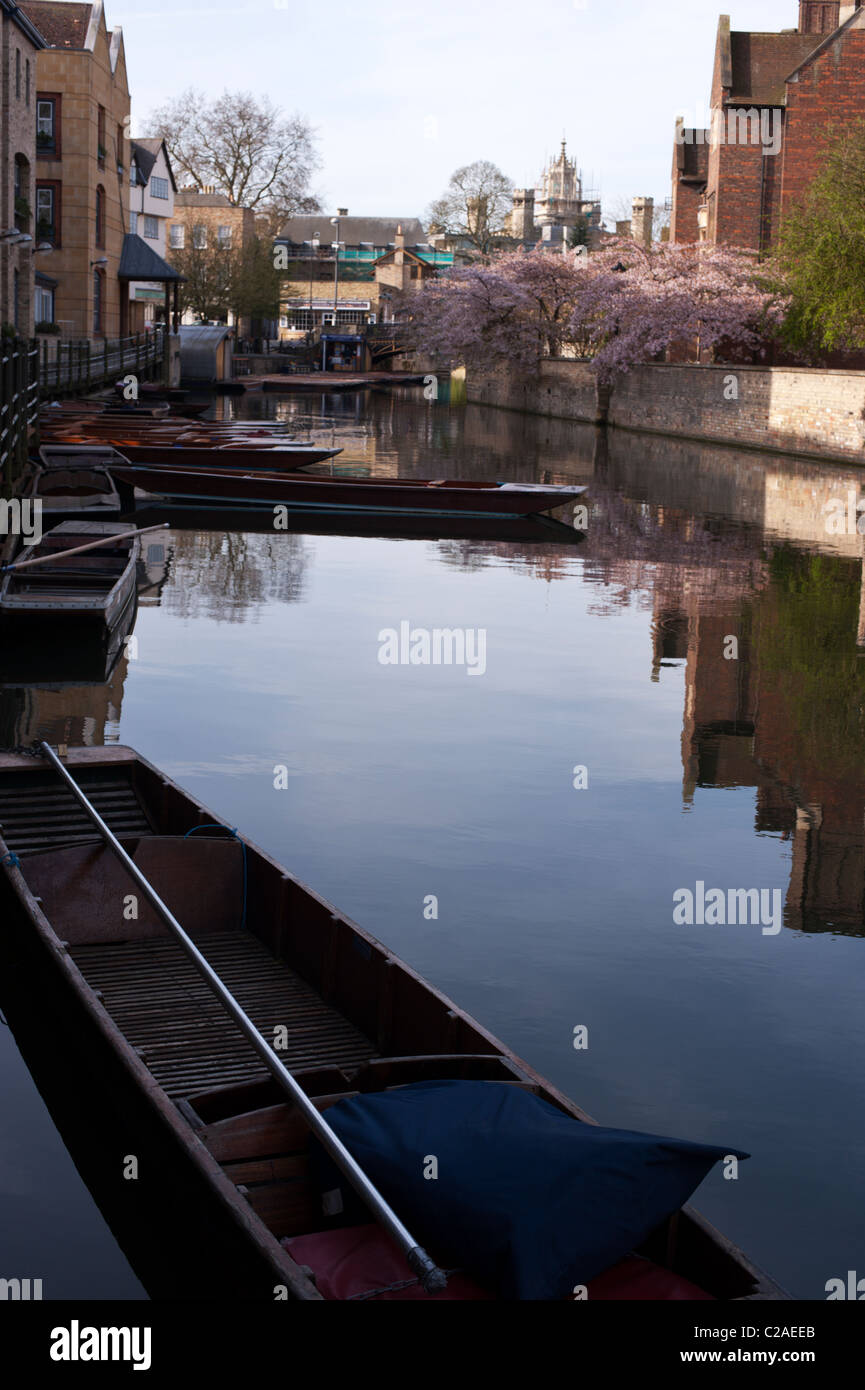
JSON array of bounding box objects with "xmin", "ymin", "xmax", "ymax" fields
[{"xmin": 111, "ymin": 463, "xmax": 588, "ymax": 517}]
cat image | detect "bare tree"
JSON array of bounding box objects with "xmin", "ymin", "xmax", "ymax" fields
[
  {"xmin": 427, "ymin": 160, "xmax": 513, "ymax": 255},
  {"xmin": 148, "ymin": 88, "xmax": 321, "ymax": 231}
]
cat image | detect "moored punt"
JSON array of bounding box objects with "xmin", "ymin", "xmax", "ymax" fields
[
  {"xmin": 0, "ymin": 522, "xmax": 140, "ymax": 635},
  {"xmin": 25, "ymin": 446, "xmax": 124, "ymax": 517},
  {"xmin": 0, "ymin": 746, "xmax": 788, "ymax": 1302},
  {"xmin": 110, "ymin": 461, "xmax": 589, "ymax": 517}
]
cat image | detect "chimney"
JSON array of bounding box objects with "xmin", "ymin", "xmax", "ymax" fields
[
  {"xmin": 631, "ymin": 196, "xmax": 654, "ymax": 247},
  {"xmin": 799, "ymin": 2, "xmax": 841, "ymax": 33}
]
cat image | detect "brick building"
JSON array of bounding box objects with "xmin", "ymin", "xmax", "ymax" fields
[
  {"xmin": 1, "ymin": 0, "xmax": 46, "ymax": 335},
  {"xmin": 671, "ymin": 2, "xmax": 865, "ymax": 250},
  {"xmin": 21, "ymin": 0, "xmax": 132, "ymax": 337}
]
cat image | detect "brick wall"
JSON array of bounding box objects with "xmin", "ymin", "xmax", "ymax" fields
[
  {"xmin": 465, "ymin": 359, "xmax": 605, "ymax": 423},
  {"xmin": 610, "ymin": 364, "xmax": 865, "ymax": 464},
  {"xmin": 781, "ymin": 31, "xmax": 865, "ymax": 223},
  {"xmin": 466, "ymin": 359, "xmax": 865, "ymax": 465},
  {"xmin": 1, "ymin": 12, "xmax": 40, "ymax": 335},
  {"xmin": 32, "ymin": 21, "xmax": 131, "ymax": 338}
]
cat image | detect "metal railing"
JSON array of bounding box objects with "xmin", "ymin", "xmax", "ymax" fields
[
  {"xmin": 38, "ymin": 330, "xmax": 166, "ymax": 395},
  {"xmin": 0, "ymin": 338, "xmax": 39, "ymax": 482}
]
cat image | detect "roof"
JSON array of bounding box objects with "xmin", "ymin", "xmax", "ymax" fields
[
  {"xmin": 176, "ymin": 190, "xmax": 234, "ymax": 208},
  {"xmin": 279, "ymin": 216, "xmax": 426, "ymax": 247},
  {"xmin": 131, "ymin": 141, "xmax": 157, "ymax": 185},
  {"xmin": 19, "ymin": 1, "xmax": 92, "ymax": 48},
  {"xmin": 0, "ymin": 0, "xmax": 47, "ymax": 46},
  {"xmin": 117, "ymin": 234, "xmax": 184, "ymax": 283},
  {"xmin": 728, "ymin": 31, "xmax": 819, "ymax": 104}
]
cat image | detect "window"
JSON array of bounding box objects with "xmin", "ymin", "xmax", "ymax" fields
[
  {"xmin": 35, "ymin": 284, "xmax": 55, "ymax": 324},
  {"xmin": 14, "ymin": 156, "xmax": 29, "ymax": 232},
  {"xmin": 130, "ymin": 210, "xmax": 138, "ymax": 234},
  {"xmin": 37, "ymin": 97, "xmax": 58, "ymax": 154},
  {"xmin": 93, "ymin": 269, "xmax": 104, "ymax": 334},
  {"xmin": 95, "ymin": 185, "xmax": 105, "ymax": 247},
  {"xmin": 169, "ymin": 224, "xmax": 185, "ymax": 250},
  {"xmin": 35, "ymin": 183, "xmax": 59, "ymax": 245},
  {"xmin": 143, "ymin": 215, "xmax": 159, "ymax": 239},
  {"xmin": 217, "ymin": 225, "xmax": 232, "ymax": 247},
  {"xmin": 129, "ymin": 163, "xmax": 138, "ymax": 186},
  {"xmin": 97, "ymin": 106, "xmax": 106, "ymax": 165},
  {"xmin": 193, "ymin": 224, "xmax": 207, "ymax": 249},
  {"xmin": 116, "ymin": 123, "xmax": 124, "ymax": 169},
  {"xmin": 151, "ymin": 176, "xmax": 169, "ymax": 200}
]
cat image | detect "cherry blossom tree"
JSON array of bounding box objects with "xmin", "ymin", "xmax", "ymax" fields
[{"xmin": 409, "ymin": 241, "xmax": 783, "ymax": 382}]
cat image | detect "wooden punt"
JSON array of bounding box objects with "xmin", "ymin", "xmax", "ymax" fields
[
  {"xmin": 23, "ymin": 446, "xmax": 124, "ymax": 517},
  {"xmin": 0, "ymin": 746, "xmax": 788, "ymax": 1302},
  {"xmin": 0, "ymin": 521, "xmax": 139, "ymax": 634},
  {"xmin": 110, "ymin": 461, "xmax": 589, "ymax": 518},
  {"xmin": 39, "ymin": 437, "xmax": 342, "ymax": 471}
]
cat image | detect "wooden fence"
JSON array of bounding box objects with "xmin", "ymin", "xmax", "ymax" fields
[{"xmin": 37, "ymin": 330, "xmax": 166, "ymax": 396}]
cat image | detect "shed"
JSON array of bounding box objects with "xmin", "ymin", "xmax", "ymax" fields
[{"xmin": 178, "ymin": 325, "xmax": 234, "ymax": 385}]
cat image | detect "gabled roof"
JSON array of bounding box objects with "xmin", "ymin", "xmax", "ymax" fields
[
  {"xmin": 118, "ymin": 233, "xmax": 184, "ymax": 283},
  {"xmin": 279, "ymin": 216, "xmax": 426, "ymax": 247},
  {"xmin": 728, "ymin": 31, "xmax": 819, "ymax": 104},
  {"xmin": 785, "ymin": 4, "xmax": 865, "ymax": 84},
  {"xmin": 131, "ymin": 141, "xmax": 158, "ymax": 185},
  {"xmin": 0, "ymin": 0, "xmax": 47, "ymax": 47},
  {"xmin": 20, "ymin": 1, "xmax": 93, "ymax": 48},
  {"xmin": 372, "ymin": 245, "xmax": 433, "ymax": 268}
]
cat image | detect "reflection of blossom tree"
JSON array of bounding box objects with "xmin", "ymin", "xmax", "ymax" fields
[{"xmin": 161, "ymin": 530, "xmax": 310, "ymax": 623}]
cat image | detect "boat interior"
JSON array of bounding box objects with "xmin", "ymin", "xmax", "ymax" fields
[{"xmin": 0, "ymin": 755, "xmax": 773, "ymax": 1300}]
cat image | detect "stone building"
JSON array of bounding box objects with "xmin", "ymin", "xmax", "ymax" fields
[
  {"xmin": 20, "ymin": 0, "xmax": 134, "ymax": 338},
  {"xmin": 165, "ymin": 189, "xmax": 258, "ymax": 334},
  {"xmin": 671, "ymin": 2, "xmax": 865, "ymax": 249},
  {"xmin": 505, "ymin": 141, "xmax": 602, "ymax": 246},
  {"xmin": 274, "ymin": 216, "xmax": 449, "ymax": 335},
  {"xmin": 1, "ymin": 0, "xmax": 46, "ymax": 335}
]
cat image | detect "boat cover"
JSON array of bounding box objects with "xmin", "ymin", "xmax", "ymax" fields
[{"xmin": 309, "ymin": 1080, "xmax": 746, "ymax": 1300}]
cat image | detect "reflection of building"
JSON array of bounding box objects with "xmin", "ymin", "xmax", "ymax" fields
[{"xmin": 0, "ymin": 646, "xmax": 130, "ymax": 746}]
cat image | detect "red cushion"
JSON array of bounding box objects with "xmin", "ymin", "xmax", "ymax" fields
[
  {"xmin": 585, "ymin": 1254, "xmax": 714, "ymax": 1301},
  {"xmin": 283, "ymin": 1226, "xmax": 714, "ymax": 1301},
  {"xmin": 283, "ymin": 1226, "xmax": 494, "ymax": 1300}
]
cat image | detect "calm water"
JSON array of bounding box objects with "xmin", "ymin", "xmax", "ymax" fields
[{"xmin": 2, "ymin": 387, "xmax": 864, "ymax": 1300}]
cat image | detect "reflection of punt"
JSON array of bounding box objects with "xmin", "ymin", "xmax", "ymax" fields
[
  {"xmin": 111, "ymin": 460, "xmax": 589, "ymax": 518},
  {"xmin": 130, "ymin": 503, "xmax": 586, "ymax": 547},
  {"xmin": 0, "ymin": 746, "xmax": 789, "ymax": 1304}
]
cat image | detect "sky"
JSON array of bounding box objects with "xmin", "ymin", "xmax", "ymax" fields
[{"xmin": 109, "ymin": 0, "xmax": 801, "ymax": 224}]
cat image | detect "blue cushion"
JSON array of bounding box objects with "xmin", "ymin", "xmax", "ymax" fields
[{"xmin": 311, "ymin": 1080, "xmax": 747, "ymax": 1300}]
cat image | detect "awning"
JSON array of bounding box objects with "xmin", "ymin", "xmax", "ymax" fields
[{"xmin": 35, "ymin": 271, "xmax": 58, "ymax": 288}]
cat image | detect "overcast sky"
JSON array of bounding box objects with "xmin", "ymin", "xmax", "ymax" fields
[{"xmin": 113, "ymin": 0, "xmax": 798, "ymax": 222}]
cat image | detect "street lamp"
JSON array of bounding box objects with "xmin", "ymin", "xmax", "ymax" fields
[
  {"xmin": 90, "ymin": 257, "xmax": 108, "ymax": 267},
  {"xmin": 308, "ymin": 232, "xmax": 319, "ymax": 331},
  {"xmin": 330, "ymin": 215, "xmax": 341, "ymax": 323}
]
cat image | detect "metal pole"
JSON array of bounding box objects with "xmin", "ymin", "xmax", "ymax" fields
[{"xmin": 37, "ymin": 742, "xmax": 447, "ymax": 1295}]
